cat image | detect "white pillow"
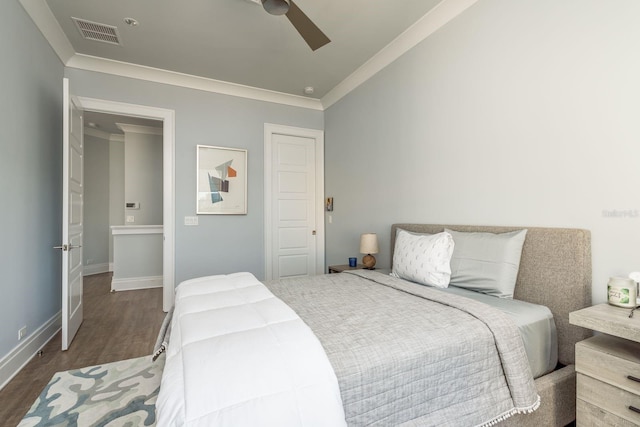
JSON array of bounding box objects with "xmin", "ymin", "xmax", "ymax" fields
[{"xmin": 391, "ymin": 230, "xmax": 455, "ymax": 288}]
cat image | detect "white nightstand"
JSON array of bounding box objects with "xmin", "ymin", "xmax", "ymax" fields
[{"xmin": 570, "ymin": 303, "xmax": 640, "ymax": 426}]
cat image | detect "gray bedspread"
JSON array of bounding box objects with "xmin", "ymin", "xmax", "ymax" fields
[
  {"xmin": 265, "ymin": 270, "xmax": 540, "ymax": 427},
  {"xmin": 438, "ymin": 285, "xmax": 557, "ymax": 379}
]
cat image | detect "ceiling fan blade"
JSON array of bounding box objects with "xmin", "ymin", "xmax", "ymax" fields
[{"xmin": 285, "ymin": 1, "xmax": 330, "ymax": 51}]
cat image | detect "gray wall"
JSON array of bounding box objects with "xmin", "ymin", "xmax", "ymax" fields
[
  {"xmin": 109, "ymin": 136, "xmax": 125, "ymax": 263},
  {"xmin": 113, "ymin": 233, "xmax": 163, "ymax": 279},
  {"xmin": 123, "ymin": 130, "xmax": 163, "ymax": 225},
  {"xmin": 65, "ymin": 68, "xmax": 324, "ymax": 284},
  {"xmin": 0, "ymin": 1, "xmax": 63, "ymax": 358},
  {"xmin": 84, "ymin": 133, "xmax": 110, "ymax": 269},
  {"xmin": 324, "ymin": 0, "xmax": 640, "ymax": 304}
]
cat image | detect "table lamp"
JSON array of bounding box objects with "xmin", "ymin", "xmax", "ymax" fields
[{"xmin": 360, "ymin": 233, "xmax": 379, "ymax": 269}]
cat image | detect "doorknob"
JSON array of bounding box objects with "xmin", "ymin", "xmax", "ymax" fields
[{"xmin": 53, "ymin": 244, "xmax": 82, "ymax": 251}]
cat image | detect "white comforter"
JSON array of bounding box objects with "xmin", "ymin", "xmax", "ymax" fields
[{"xmin": 156, "ymin": 272, "xmax": 346, "ymax": 427}]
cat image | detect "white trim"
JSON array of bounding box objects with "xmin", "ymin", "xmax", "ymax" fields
[
  {"xmin": 0, "ymin": 312, "xmax": 61, "ymax": 391},
  {"xmin": 77, "ymin": 96, "xmax": 176, "ymax": 312},
  {"xmin": 84, "ymin": 126, "xmax": 113, "ymax": 140},
  {"xmin": 162, "ymin": 110, "xmax": 176, "ymax": 312},
  {"xmin": 321, "ymin": 0, "xmax": 479, "ymax": 109},
  {"xmin": 18, "ymin": 0, "xmax": 74, "ymax": 64},
  {"xmin": 115, "ymin": 123, "xmax": 163, "ymax": 136},
  {"xmin": 83, "ymin": 262, "xmax": 110, "ymax": 276},
  {"xmin": 111, "ymin": 276, "xmax": 163, "ymax": 292},
  {"xmin": 110, "ymin": 134, "xmax": 125, "ymax": 143},
  {"xmin": 67, "ymin": 54, "xmax": 324, "ymax": 111},
  {"xmin": 264, "ymin": 123, "xmax": 325, "ymax": 280},
  {"xmin": 110, "ymin": 225, "xmax": 163, "ymax": 235}
]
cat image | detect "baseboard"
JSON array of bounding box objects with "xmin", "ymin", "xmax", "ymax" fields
[
  {"xmin": 0, "ymin": 312, "xmax": 62, "ymax": 391},
  {"xmin": 83, "ymin": 263, "xmax": 110, "ymax": 276},
  {"xmin": 111, "ymin": 276, "xmax": 163, "ymax": 292}
]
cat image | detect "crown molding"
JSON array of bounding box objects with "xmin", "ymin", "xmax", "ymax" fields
[
  {"xmin": 19, "ymin": 0, "xmax": 322, "ymax": 110},
  {"xmin": 20, "ymin": 0, "xmax": 473, "ymax": 112},
  {"xmin": 19, "ymin": 0, "xmax": 74, "ymax": 64},
  {"xmin": 66, "ymin": 54, "xmax": 324, "ymax": 111},
  {"xmin": 116, "ymin": 123, "xmax": 163, "ymax": 136},
  {"xmin": 321, "ymin": 0, "xmax": 479, "ymax": 109},
  {"xmin": 84, "ymin": 126, "xmax": 113, "ymax": 140}
]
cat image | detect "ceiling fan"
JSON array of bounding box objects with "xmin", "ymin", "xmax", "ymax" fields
[{"xmin": 261, "ymin": 0, "xmax": 330, "ymax": 51}]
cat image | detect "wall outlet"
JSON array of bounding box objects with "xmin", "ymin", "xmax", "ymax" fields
[
  {"xmin": 126, "ymin": 215, "xmax": 135, "ymax": 223},
  {"xmin": 18, "ymin": 326, "xmax": 26, "ymax": 341}
]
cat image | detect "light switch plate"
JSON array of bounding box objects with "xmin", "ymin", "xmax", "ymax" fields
[{"xmin": 184, "ymin": 216, "xmax": 198, "ymax": 226}]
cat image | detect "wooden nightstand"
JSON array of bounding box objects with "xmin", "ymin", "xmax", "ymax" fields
[
  {"xmin": 328, "ymin": 264, "xmax": 366, "ymax": 274},
  {"xmin": 570, "ymin": 303, "xmax": 640, "ymax": 426}
]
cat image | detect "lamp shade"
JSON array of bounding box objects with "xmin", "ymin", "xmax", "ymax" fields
[{"xmin": 360, "ymin": 233, "xmax": 379, "ymax": 254}]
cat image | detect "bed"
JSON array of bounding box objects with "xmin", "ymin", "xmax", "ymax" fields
[
  {"xmin": 386, "ymin": 224, "xmax": 592, "ymax": 426},
  {"xmin": 156, "ymin": 224, "xmax": 591, "ymax": 426}
]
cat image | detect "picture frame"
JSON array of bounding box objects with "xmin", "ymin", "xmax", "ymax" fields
[{"xmin": 197, "ymin": 145, "xmax": 247, "ymax": 214}]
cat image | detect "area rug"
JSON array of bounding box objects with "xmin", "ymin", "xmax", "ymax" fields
[{"xmin": 19, "ymin": 354, "xmax": 164, "ymax": 427}]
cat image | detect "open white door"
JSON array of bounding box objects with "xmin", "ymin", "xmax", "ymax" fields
[{"xmin": 56, "ymin": 78, "xmax": 84, "ymax": 351}]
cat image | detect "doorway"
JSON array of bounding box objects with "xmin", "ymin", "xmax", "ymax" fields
[
  {"xmin": 78, "ymin": 97, "xmax": 175, "ymax": 312},
  {"xmin": 83, "ymin": 112, "xmax": 163, "ymax": 279}
]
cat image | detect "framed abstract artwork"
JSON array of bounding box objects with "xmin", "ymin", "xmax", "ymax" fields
[{"xmin": 196, "ymin": 145, "xmax": 247, "ymax": 214}]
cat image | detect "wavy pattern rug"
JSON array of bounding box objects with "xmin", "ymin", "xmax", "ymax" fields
[{"xmin": 19, "ymin": 354, "xmax": 164, "ymax": 427}]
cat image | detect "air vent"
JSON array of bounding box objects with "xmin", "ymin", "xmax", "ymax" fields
[{"xmin": 72, "ymin": 17, "xmax": 121, "ymax": 45}]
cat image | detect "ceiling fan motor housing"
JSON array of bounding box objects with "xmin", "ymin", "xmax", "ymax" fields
[
  {"xmin": 260, "ymin": 0, "xmax": 330, "ymax": 51},
  {"xmin": 262, "ymin": 0, "xmax": 290, "ymax": 16}
]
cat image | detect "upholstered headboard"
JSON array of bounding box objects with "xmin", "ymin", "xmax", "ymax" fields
[{"xmin": 390, "ymin": 224, "xmax": 592, "ymax": 366}]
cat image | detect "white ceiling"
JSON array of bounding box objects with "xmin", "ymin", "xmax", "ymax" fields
[{"xmin": 22, "ymin": 0, "xmax": 475, "ymax": 107}]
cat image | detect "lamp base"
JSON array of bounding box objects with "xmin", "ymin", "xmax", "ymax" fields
[{"xmin": 362, "ymin": 254, "xmax": 376, "ymax": 269}]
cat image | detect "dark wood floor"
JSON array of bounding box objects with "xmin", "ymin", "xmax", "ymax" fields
[{"xmin": 0, "ymin": 272, "xmax": 166, "ymax": 426}]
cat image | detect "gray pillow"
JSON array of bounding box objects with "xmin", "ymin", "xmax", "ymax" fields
[{"xmin": 445, "ymin": 229, "xmax": 527, "ymax": 298}]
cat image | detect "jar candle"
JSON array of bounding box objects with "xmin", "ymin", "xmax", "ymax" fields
[{"xmin": 607, "ymin": 277, "xmax": 638, "ymax": 308}]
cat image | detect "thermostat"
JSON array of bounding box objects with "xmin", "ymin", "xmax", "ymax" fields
[{"xmin": 125, "ymin": 202, "xmax": 140, "ymax": 209}]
